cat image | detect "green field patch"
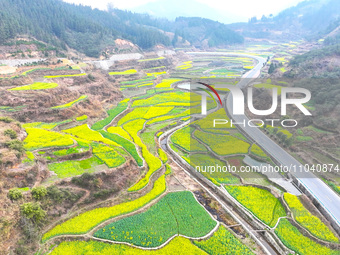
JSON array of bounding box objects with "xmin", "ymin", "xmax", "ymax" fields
[
  {"xmin": 194, "ymin": 225, "xmax": 255, "ymax": 255},
  {"xmin": 284, "ymin": 193, "xmax": 338, "ymax": 242},
  {"xmin": 233, "ymin": 132, "xmax": 248, "ymax": 141},
  {"xmin": 49, "ymin": 236, "xmax": 205, "ymax": 255},
  {"xmin": 94, "ymin": 191, "xmax": 217, "ymax": 247},
  {"xmin": 9, "ymin": 82, "xmax": 58, "ymax": 91},
  {"xmin": 121, "ymin": 80, "xmax": 154, "ymax": 88},
  {"xmin": 225, "ymin": 185, "xmax": 286, "ymax": 227},
  {"xmin": 194, "ymin": 130, "xmax": 250, "ymax": 155},
  {"xmin": 171, "ymin": 126, "xmax": 207, "ymax": 153},
  {"xmin": 107, "ymin": 126, "xmax": 132, "ymax": 141},
  {"xmin": 117, "ymin": 106, "xmax": 173, "ymax": 126},
  {"xmin": 91, "ymin": 99, "xmax": 129, "ymax": 130},
  {"xmin": 280, "ymin": 67, "xmax": 287, "ymax": 72},
  {"xmin": 186, "ymin": 154, "xmax": 240, "ymax": 185},
  {"xmin": 146, "ymin": 71, "xmax": 166, "ymax": 77},
  {"xmin": 244, "ymin": 65, "xmax": 254, "ymax": 70},
  {"xmin": 202, "ymin": 128, "xmax": 230, "ymax": 135},
  {"xmin": 44, "ymin": 73, "xmax": 86, "ymax": 78},
  {"xmin": 137, "ymin": 82, "xmax": 154, "ymax": 88},
  {"xmin": 48, "ymin": 156, "xmax": 104, "ymax": 178},
  {"xmin": 194, "ymin": 108, "xmax": 235, "ymax": 130},
  {"xmin": 92, "ymin": 143, "xmax": 125, "ymax": 168},
  {"xmin": 63, "ymin": 124, "xmax": 120, "ymax": 147},
  {"xmin": 25, "ymin": 151, "xmax": 35, "ymax": 160},
  {"xmin": 116, "ymin": 108, "xmax": 147, "ymax": 126},
  {"xmin": 24, "ymin": 128, "xmax": 74, "ymax": 150},
  {"xmin": 158, "ymin": 148, "xmax": 168, "ymax": 163},
  {"xmin": 176, "ymin": 61, "xmax": 193, "ymax": 69},
  {"xmin": 131, "ymin": 88, "xmax": 174, "ymax": 100},
  {"xmin": 156, "ymin": 102, "xmax": 199, "ymax": 107},
  {"xmin": 120, "ymin": 77, "xmax": 155, "ymax": 85},
  {"xmin": 132, "ymin": 91, "xmax": 195, "ymax": 107},
  {"xmin": 147, "ymin": 109, "xmax": 191, "ymax": 125},
  {"xmin": 275, "ymin": 219, "xmax": 339, "ymax": 255},
  {"xmin": 76, "ymin": 115, "xmax": 88, "ymax": 121},
  {"xmin": 51, "ymin": 95, "xmax": 88, "ymax": 109},
  {"xmin": 0, "ymin": 105, "xmax": 25, "ymax": 112},
  {"xmin": 155, "ymin": 78, "xmax": 182, "ymax": 88},
  {"xmin": 53, "ymin": 142, "xmax": 89, "ymax": 157},
  {"xmin": 147, "ymin": 114, "xmax": 182, "ymax": 125},
  {"xmin": 17, "ymin": 187, "xmax": 30, "ymax": 192},
  {"xmin": 210, "ymin": 68, "xmax": 240, "ymax": 76},
  {"xmin": 42, "ymin": 175, "xmax": 166, "ymax": 241},
  {"xmin": 250, "ymin": 144, "xmax": 270, "ymax": 160},
  {"xmin": 165, "ymin": 163, "xmax": 171, "ymax": 175},
  {"xmin": 99, "ymin": 131, "xmax": 143, "ymax": 166},
  {"xmin": 21, "ymin": 67, "xmax": 51, "ymax": 76},
  {"xmin": 141, "ymin": 122, "xmax": 170, "ymax": 154},
  {"xmin": 296, "ymin": 136, "xmax": 313, "ymax": 142},
  {"xmin": 167, "ymin": 107, "xmax": 188, "ymax": 115},
  {"xmin": 123, "ymin": 119, "xmax": 162, "ymax": 191},
  {"xmin": 109, "ymin": 69, "xmax": 137, "ymax": 75},
  {"xmin": 144, "ymin": 106, "xmax": 174, "ymax": 119}
]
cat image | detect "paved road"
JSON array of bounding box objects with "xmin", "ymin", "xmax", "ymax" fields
[{"xmin": 188, "ymin": 52, "xmax": 340, "ymax": 231}]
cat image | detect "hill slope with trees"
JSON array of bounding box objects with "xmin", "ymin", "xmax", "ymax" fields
[{"xmin": 0, "ymin": 0, "xmax": 244, "ymax": 57}]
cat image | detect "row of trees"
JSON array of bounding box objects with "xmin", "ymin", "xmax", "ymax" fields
[{"xmin": 263, "ymin": 125, "xmax": 293, "ymax": 147}]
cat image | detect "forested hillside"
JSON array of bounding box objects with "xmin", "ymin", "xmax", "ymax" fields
[
  {"xmin": 0, "ymin": 0, "xmax": 244, "ymax": 57},
  {"xmin": 0, "ymin": 0, "xmax": 171, "ymax": 57}
]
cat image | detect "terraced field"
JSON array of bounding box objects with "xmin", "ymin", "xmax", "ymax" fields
[
  {"xmin": 171, "ymin": 126, "xmax": 207, "ymax": 153},
  {"xmin": 109, "ymin": 69, "xmax": 137, "ymax": 75},
  {"xmin": 45, "ymin": 73, "xmax": 86, "ymax": 78},
  {"xmin": 275, "ymin": 219, "xmax": 340, "ymax": 255},
  {"xmin": 250, "ymin": 144, "xmax": 270, "ymax": 160},
  {"xmin": 5, "ymin": 53, "xmax": 335, "ymax": 255},
  {"xmin": 185, "ymin": 153, "xmax": 240, "ymax": 185},
  {"xmin": 155, "ymin": 78, "xmax": 182, "ymax": 88},
  {"xmin": 225, "ymin": 185, "xmax": 286, "ymax": 227},
  {"xmin": 284, "ymin": 193, "xmax": 338, "ymax": 242},
  {"xmin": 194, "ymin": 225, "xmax": 255, "ymax": 255},
  {"xmin": 123, "ymin": 119, "xmax": 162, "ymax": 191},
  {"xmin": 193, "ymin": 108, "xmax": 235, "ymax": 130},
  {"xmin": 51, "ymin": 95, "xmax": 88, "ymax": 109},
  {"xmin": 42, "ymin": 175, "xmax": 166, "ymax": 241},
  {"xmin": 49, "ymin": 237, "xmax": 206, "ymax": 255},
  {"xmin": 48, "ymin": 156, "xmax": 104, "ymax": 178},
  {"xmin": 9, "ymin": 82, "xmax": 58, "ymax": 90},
  {"xmin": 24, "ymin": 128, "xmax": 74, "ymax": 150},
  {"xmin": 94, "ymin": 191, "xmax": 217, "ymax": 247},
  {"xmin": 91, "ymin": 98, "xmax": 129, "ymax": 130},
  {"xmin": 194, "ymin": 130, "xmax": 250, "ymax": 156}
]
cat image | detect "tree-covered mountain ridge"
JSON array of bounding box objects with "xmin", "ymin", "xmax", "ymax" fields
[{"xmin": 0, "ymin": 0, "xmax": 244, "ymax": 57}]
